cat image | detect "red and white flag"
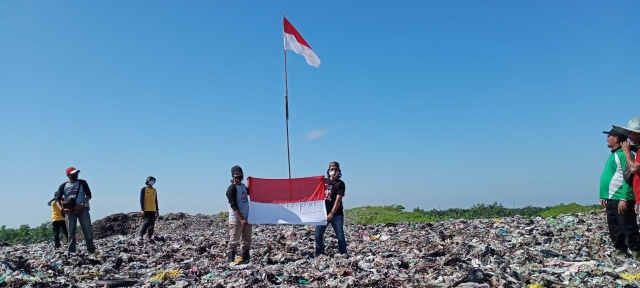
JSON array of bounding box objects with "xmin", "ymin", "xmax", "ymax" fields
[
  {"xmin": 247, "ymin": 175, "xmax": 327, "ymax": 225},
  {"xmin": 283, "ymin": 16, "xmax": 321, "ymax": 68}
]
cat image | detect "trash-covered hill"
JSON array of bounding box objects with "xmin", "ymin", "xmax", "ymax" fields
[{"xmin": 2, "ymin": 211, "xmax": 640, "ymax": 287}]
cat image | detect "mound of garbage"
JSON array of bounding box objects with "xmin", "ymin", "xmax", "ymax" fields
[{"xmin": 2, "ymin": 211, "xmax": 640, "ymax": 287}]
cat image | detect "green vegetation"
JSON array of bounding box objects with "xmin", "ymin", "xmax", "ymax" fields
[
  {"xmin": 0, "ymin": 223, "xmax": 55, "ymax": 245},
  {"xmin": 345, "ymin": 202, "xmax": 601, "ymax": 225},
  {"xmin": 0, "ymin": 202, "xmax": 600, "ymax": 245},
  {"xmin": 346, "ymin": 205, "xmax": 436, "ymax": 224},
  {"xmin": 540, "ymin": 202, "xmax": 601, "ymax": 218}
]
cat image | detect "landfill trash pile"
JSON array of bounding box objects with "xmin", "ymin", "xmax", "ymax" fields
[{"xmin": 2, "ymin": 211, "xmax": 640, "ymax": 287}]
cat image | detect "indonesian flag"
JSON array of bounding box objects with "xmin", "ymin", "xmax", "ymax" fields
[
  {"xmin": 283, "ymin": 16, "xmax": 321, "ymax": 68},
  {"xmin": 247, "ymin": 175, "xmax": 327, "ymax": 225}
]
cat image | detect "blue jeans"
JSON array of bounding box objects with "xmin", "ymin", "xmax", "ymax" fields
[
  {"xmin": 67, "ymin": 207, "xmax": 96, "ymax": 253},
  {"xmin": 315, "ymin": 215, "xmax": 347, "ymax": 255}
]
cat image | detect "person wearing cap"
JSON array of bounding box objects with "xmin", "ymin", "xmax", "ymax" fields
[
  {"xmin": 47, "ymin": 192, "xmax": 68, "ymax": 249},
  {"xmin": 225, "ymin": 165, "xmax": 252, "ymax": 263},
  {"xmin": 139, "ymin": 176, "xmax": 159, "ymax": 243},
  {"xmin": 599, "ymin": 128, "xmax": 640, "ymax": 260},
  {"xmin": 55, "ymin": 167, "xmax": 96, "ymax": 254},
  {"xmin": 315, "ymin": 161, "xmax": 348, "ymax": 257},
  {"xmin": 619, "ymin": 118, "xmax": 640, "ymax": 208}
]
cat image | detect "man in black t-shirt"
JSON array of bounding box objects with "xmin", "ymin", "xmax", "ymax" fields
[{"xmin": 314, "ymin": 161, "xmax": 348, "ymax": 256}]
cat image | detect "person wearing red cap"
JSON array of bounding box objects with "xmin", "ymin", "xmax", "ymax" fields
[{"xmin": 54, "ymin": 166, "xmax": 96, "ymax": 254}]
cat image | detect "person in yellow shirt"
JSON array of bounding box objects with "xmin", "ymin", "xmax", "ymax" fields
[
  {"xmin": 139, "ymin": 176, "xmax": 159, "ymax": 243},
  {"xmin": 47, "ymin": 192, "xmax": 68, "ymax": 248}
]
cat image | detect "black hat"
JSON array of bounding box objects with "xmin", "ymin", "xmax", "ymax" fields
[
  {"xmin": 231, "ymin": 165, "xmax": 243, "ymax": 175},
  {"xmin": 603, "ymin": 127, "xmax": 628, "ymax": 141}
]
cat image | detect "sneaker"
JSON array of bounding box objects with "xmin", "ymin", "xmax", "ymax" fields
[
  {"xmin": 614, "ymin": 249, "xmax": 628, "ymax": 258},
  {"xmin": 148, "ymin": 238, "xmax": 156, "ymax": 244}
]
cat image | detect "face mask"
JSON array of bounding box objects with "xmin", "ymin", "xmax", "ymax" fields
[
  {"xmin": 148, "ymin": 181, "xmax": 155, "ymax": 186},
  {"xmin": 329, "ymin": 170, "xmax": 336, "ymax": 177},
  {"xmin": 69, "ymin": 174, "xmax": 78, "ymax": 181},
  {"xmin": 233, "ymin": 175, "xmax": 243, "ymax": 182}
]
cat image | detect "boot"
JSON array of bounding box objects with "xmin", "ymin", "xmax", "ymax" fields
[
  {"xmin": 227, "ymin": 251, "xmax": 236, "ymax": 263},
  {"xmin": 242, "ymin": 250, "xmax": 251, "ymax": 264},
  {"xmin": 632, "ymin": 250, "xmax": 640, "ymax": 261},
  {"xmin": 614, "ymin": 249, "xmax": 628, "ymax": 258}
]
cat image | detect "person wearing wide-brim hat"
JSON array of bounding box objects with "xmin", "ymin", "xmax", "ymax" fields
[
  {"xmin": 599, "ymin": 126, "xmax": 640, "ymax": 260},
  {"xmin": 618, "ymin": 118, "xmax": 640, "ymax": 210}
]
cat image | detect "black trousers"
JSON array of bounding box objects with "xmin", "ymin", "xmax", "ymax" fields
[
  {"xmin": 140, "ymin": 211, "xmax": 156, "ymax": 238},
  {"xmin": 52, "ymin": 220, "xmax": 68, "ymax": 248},
  {"xmin": 606, "ymin": 200, "xmax": 640, "ymax": 251}
]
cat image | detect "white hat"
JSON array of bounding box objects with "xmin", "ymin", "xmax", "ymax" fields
[{"xmin": 614, "ymin": 117, "xmax": 640, "ymax": 134}]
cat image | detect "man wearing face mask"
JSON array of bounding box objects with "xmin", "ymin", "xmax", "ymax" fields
[
  {"xmin": 55, "ymin": 167, "xmax": 96, "ymax": 254},
  {"xmin": 225, "ymin": 165, "xmax": 252, "ymax": 263},
  {"xmin": 139, "ymin": 176, "xmax": 159, "ymax": 243},
  {"xmin": 315, "ymin": 161, "xmax": 348, "ymax": 257}
]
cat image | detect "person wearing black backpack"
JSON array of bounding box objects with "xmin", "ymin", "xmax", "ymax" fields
[
  {"xmin": 225, "ymin": 165, "xmax": 252, "ymax": 264},
  {"xmin": 55, "ymin": 166, "xmax": 96, "ymax": 254}
]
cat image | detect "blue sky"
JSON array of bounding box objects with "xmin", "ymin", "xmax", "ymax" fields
[{"xmin": 1, "ymin": 1, "xmax": 638, "ymax": 228}]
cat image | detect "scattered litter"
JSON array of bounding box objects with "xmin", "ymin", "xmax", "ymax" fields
[{"xmin": 1, "ymin": 211, "xmax": 639, "ymax": 287}]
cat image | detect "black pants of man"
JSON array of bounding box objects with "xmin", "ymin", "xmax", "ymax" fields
[
  {"xmin": 140, "ymin": 212, "xmax": 156, "ymax": 238},
  {"xmin": 52, "ymin": 220, "xmax": 68, "ymax": 248},
  {"xmin": 606, "ymin": 200, "xmax": 640, "ymax": 251}
]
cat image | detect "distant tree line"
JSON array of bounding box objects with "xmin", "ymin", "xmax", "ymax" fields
[
  {"xmin": 411, "ymin": 201, "xmax": 600, "ymax": 220},
  {"xmin": 0, "ymin": 223, "xmax": 54, "ymax": 245}
]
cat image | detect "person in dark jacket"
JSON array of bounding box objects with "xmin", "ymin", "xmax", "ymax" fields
[{"xmin": 139, "ymin": 176, "xmax": 159, "ymax": 242}]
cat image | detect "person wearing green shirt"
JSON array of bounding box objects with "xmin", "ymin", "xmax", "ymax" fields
[{"xmin": 600, "ymin": 127, "xmax": 640, "ymax": 260}]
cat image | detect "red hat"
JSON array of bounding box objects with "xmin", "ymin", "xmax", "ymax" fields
[{"xmin": 66, "ymin": 167, "xmax": 80, "ymax": 176}]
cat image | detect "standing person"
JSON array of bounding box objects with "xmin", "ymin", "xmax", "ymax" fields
[
  {"xmin": 315, "ymin": 161, "xmax": 348, "ymax": 257},
  {"xmin": 139, "ymin": 176, "xmax": 159, "ymax": 243},
  {"xmin": 225, "ymin": 165, "xmax": 252, "ymax": 263},
  {"xmin": 619, "ymin": 118, "xmax": 640, "ymax": 206},
  {"xmin": 599, "ymin": 128, "xmax": 640, "ymax": 260},
  {"xmin": 55, "ymin": 167, "xmax": 96, "ymax": 254},
  {"xmin": 47, "ymin": 192, "xmax": 68, "ymax": 249}
]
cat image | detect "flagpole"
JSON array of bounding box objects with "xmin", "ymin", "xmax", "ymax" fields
[
  {"xmin": 283, "ymin": 14, "xmax": 296, "ymax": 236},
  {"xmin": 283, "ymin": 14, "xmax": 292, "ymax": 180}
]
